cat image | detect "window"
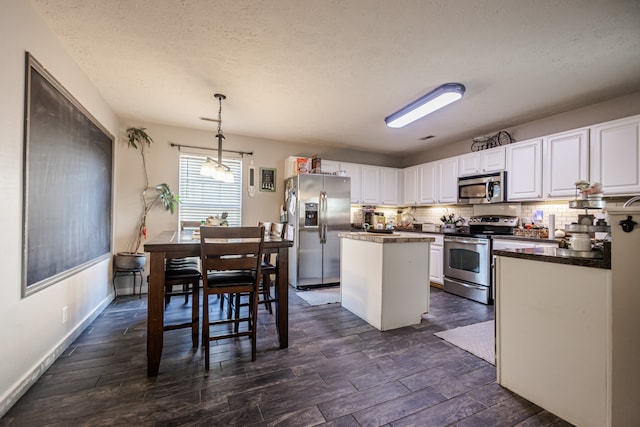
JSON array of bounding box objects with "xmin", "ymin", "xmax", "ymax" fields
[{"xmin": 178, "ymin": 153, "xmax": 242, "ymax": 226}]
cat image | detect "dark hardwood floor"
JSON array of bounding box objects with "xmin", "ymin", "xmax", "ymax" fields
[{"xmin": 1, "ymin": 288, "xmax": 572, "ymax": 426}]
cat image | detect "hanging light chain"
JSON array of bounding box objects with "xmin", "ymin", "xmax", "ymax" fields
[{"xmin": 214, "ymin": 93, "xmax": 226, "ymax": 140}]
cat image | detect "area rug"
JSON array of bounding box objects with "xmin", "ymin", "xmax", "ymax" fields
[
  {"xmin": 295, "ymin": 287, "xmax": 341, "ymax": 306},
  {"xmin": 434, "ymin": 320, "xmax": 495, "ymax": 365}
]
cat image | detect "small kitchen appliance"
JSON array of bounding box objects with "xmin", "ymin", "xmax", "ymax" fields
[{"xmin": 457, "ymin": 171, "xmax": 507, "ymax": 204}]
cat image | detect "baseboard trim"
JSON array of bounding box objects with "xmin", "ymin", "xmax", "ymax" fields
[
  {"xmin": 0, "ymin": 293, "xmax": 114, "ymax": 418},
  {"xmin": 430, "ymin": 281, "xmax": 444, "ymax": 289}
]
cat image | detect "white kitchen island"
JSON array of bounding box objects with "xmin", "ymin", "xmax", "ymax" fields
[{"xmin": 338, "ymin": 232, "xmax": 433, "ymax": 331}]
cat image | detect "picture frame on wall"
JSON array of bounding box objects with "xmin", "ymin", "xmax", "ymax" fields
[{"xmin": 260, "ymin": 167, "xmax": 276, "ymax": 192}]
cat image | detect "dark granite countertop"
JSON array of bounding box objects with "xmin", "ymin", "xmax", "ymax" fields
[
  {"xmin": 490, "ymin": 235, "xmax": 561, "ymax": 244},
  {"xmin": 493, "ymin": 243, "xmax": 611, "ymax": 270}
]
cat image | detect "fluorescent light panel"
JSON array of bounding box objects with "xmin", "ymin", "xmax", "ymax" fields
[{"xmin": 385, "ymin": 83, "xmax": 465, "ymax": 128}]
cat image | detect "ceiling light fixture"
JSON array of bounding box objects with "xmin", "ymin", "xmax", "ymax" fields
[
  {"xmin": 200, "ymin": 93, "xmax": 234, "ymax": 183},
  {"xmin": 385, "ymin": 83, "xmax": 466, "ymax": 128}
]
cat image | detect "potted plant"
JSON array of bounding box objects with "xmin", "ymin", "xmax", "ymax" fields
[
  {"xmin": 440, "ymin": 213, "xmax": 463, "ymax": 233},
  {"xmin": 115, "ymin": 127, "xmax": 180, "ymax": 270}
]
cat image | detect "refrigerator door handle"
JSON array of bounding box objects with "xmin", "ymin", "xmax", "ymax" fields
[
  {"xmin": 318, "ymin": 191, "xmax": 323, "ymax": 242},
  {"xmin": 319, "ymin": 190, "xmax": 328, "ymax": 243}
]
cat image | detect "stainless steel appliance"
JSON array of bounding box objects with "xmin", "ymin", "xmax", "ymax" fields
[
  {"xmin": 443, "ymin": 214, "xmax": 518, "ymax": 304},
  {"xmin": 285, "ymin": 174, "xmax": 351, "ymax": 288},
  {"xmin": 457, "ymin": 171, "xmax": 506, "ymax": 204},
  {"xmin": 362, "ymin": 206, "xmax": 383, "ymax": 228}
]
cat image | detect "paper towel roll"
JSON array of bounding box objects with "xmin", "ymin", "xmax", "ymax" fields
[{"xmin": 548, "ymin": 214, "xmax": 555, "ymax": 240}]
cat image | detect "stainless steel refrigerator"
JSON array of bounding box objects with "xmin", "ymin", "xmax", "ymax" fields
[{"xmin": 285, "ymin": 174, "xmax": 351, "ymax": 288}]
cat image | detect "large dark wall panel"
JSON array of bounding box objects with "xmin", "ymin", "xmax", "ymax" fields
[{"xmin": 22, "ymin": 53, "xmax": 113, "ymax": 296}]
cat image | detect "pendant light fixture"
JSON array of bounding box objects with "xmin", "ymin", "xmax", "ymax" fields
[
  {"xmin": 200, "ymin": 93, "xmax": 234, "ymax": 183},
  {"xmin": 385, "ymin": 83, "xmax": 466, "ymax": 128}
]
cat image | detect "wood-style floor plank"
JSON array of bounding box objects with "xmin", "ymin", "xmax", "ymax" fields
[{"xmin": 1, "ymin": 288, "xmax": 573, "ymax": 426}]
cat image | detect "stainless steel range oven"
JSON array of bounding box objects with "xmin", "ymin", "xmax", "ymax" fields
[
  {"xmin": 444, "ymin": 235, "xmax": 492, "ymax": 304},
  {"xmin": 443, "ymin": 214, "xmax": 518, "ymax": 304}
]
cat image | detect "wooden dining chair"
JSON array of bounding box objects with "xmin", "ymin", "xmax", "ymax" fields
[
  {"xmin": 257, "ymin": 222, "xmax": 282, "ymax": 314},
  {"xmin": 162, "ymin": 257, "xmax": 201, "ymax": 347},
  {"xmin": 163, "ymin": 220, "xmax": 202, "ymax": 306},
  {"xmin": 200, "ymin": 226, "xmax": 265, "ymax": 369}
]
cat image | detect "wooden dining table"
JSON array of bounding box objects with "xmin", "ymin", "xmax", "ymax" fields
[{"xmin": 143, "ymin": 229, "xmax": 293, "ymax": 376}]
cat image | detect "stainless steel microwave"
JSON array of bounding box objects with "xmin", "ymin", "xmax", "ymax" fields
[{"xmin": 457, "ymin": 171, "xmax": 506, "ymax": 204}]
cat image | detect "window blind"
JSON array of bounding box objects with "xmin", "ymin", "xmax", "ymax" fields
[{"xmin": 178, "ymin": 154, "xmax": 242, "ymax": 226}]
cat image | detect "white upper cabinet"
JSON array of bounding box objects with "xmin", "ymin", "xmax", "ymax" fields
[
  {"xmin": 417, "ymin": 159, "xmax": 457, "ymax": 205},
  {"xmin": 482, "ymin": 146, "xmax": 507, "ymax": 173},
  {"xmin": 590, "ymin": 114, "xmax": 640, "ymax": 195},
  {"xmin": 543, "ymin": 128, "xmax": 589, "ymax": 198},
  {"xmin": 437, "ymin": 157, "xmax": 459, "ymax": 204},
  {"xmin": 361, "ymin": 165, "xmax": 381, "ymax": 204},
  {"xmin": 506, "ymin": 138, "xmax": 543, "ymax": 200},
  {"xmin": 403, "ymin": 165, "xmax": 418, "ymax": 205},
  {"xmin": 319, "ymin": 159, "xmax": 341, "ymax": 174},
  {"xmin": 418, "ymin": 162, "xmax": 437, "ymax": 204},
  {"xmin": 380, "ymin": 167, "xmax": 401, "ymax": 205},
  {"xmin": 458, "ymin": 146, "xmax": 506, "ymax": 177},
  {"xmin": 340, "ymin": 162, "xmax": 362, "ymax": 204},
  {"xmin": 458, "ymin": 152, "xmax": 481, "ymax": 176}
]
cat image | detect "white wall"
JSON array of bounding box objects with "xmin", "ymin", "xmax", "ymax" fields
[
  {"xmin": 0, "ymin": 1, "xmax": 119, "ymax": 417},
  {"xmin": 114, "ymin": 121, "xmax": 395, "ymax": 293}
]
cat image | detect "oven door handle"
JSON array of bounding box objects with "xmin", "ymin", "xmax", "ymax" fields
[{"xmin": 445, "ymin": 238, "xmax": 488, "ymax": 245}]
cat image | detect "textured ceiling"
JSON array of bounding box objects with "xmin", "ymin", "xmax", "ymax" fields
[{"xmin": 31, "ymin": 0, "xmax": 640, "ymax": 155}]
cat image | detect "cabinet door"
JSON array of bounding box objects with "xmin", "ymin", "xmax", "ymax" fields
[
  {"xmin": 361, "ymin": 165, "xmax": 380, "ymax": 204},
  {"xmin": 506, "ymin": 138, "xmax": 543, "ymax": 200},
  {"xmin": 458, "ymin": 152, "xmax": 481, "ymax": 177},
  {"xmin": 380, "ymin": 167, "xmax": 400, "ymax": 205},
  {"xmin": 341, "ymin": 162, "xmax": 362, "ymax": 203},
  {"xmin": 403, "ymin": 166, "xmax": 418, "ymax": 205},
  {"xmin": 544, "ymin": 128, "xmax": 589, "ymax": 198},
  {"xmin": 418, "ymin": 162, "xmax": 437, "ymax": 204},
  {"xmin": 430, "ymin": 244, "xmax": 443, "ymax": 284},
  {"xmin": 590, "ymin": 114, "xmax": 640, "ymax": 195},
  {"xmin": 481, "ymin": 146, "xmax": 506, "ymax": 173},
  {"xmin": 437, "ymin": 157, "xmax": 459, "ymax": 204},
  {"xmin": 319, "ymin": 159, "xmax": 340, "ymax": 174}
]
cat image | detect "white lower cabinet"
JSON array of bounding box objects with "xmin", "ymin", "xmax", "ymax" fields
[
  {"xmin": 427, "ymin": 234, "xmax": 443, "ymax": 284},
  {"xmin": 396, "ymin": 232, "xmax": 443, "ymax": 285}
]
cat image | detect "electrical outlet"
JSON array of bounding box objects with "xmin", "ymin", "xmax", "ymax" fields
[{"xmin": 62, "ymin": 306, "xmax": 68, "ymax": 324}]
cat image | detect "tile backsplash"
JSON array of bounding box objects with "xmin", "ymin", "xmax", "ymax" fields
[{"xmin": 352, "ymin": 197, "xmax": 631, "ymax": 229}]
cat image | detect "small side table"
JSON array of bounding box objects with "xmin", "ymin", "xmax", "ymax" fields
[{"xmin": 113, "ymin": 268, "xmax": 144, "ymax": 297}]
